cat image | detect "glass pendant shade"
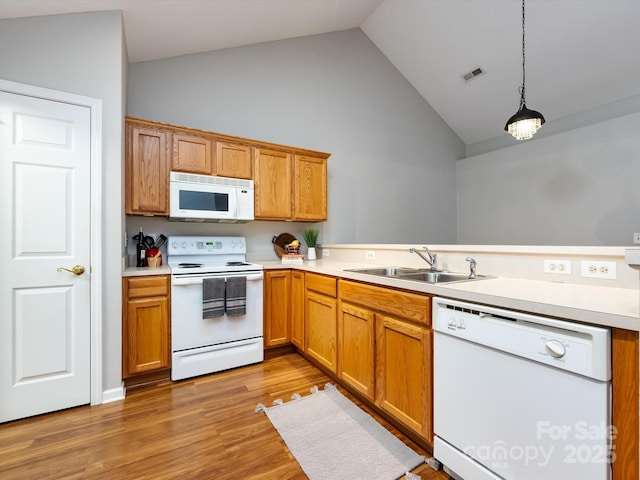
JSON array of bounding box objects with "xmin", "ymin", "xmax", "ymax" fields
[
  {"xmin": 504, "ymin": 104, "xmax": 545, "ymax": 140},
  {"xmin": 505, "ymin": 0, "xmax": 544, "ymax": 141}
]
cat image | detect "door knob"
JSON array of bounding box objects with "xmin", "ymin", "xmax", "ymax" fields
[{"xmin": 57, "ymin": 265, "xmax": 85, "ymax": 276}]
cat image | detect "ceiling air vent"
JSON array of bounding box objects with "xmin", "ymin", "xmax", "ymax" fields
[{"xmin": 462, "ymin": 67, "xmax": 486, "ymax": 83}]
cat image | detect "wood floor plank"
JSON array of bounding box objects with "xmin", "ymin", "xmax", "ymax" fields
[{"xmin": 0, "ymin": 353, "xmax": 449, "ymax": 479}]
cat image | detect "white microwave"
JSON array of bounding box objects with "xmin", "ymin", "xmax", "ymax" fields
[{"xmin": 169, "ymin": 172, "xmax": 254, "ymax": 223}]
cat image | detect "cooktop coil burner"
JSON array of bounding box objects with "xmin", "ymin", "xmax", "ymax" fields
[
  {"xmin": 226, "ymin": 261, "xmax": 250, "ymax": 266},
  {"xmin": 178, "ymin": 263, "xmax": 203, "ymax": 268}
]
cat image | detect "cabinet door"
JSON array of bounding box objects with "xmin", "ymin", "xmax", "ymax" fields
[
  {"xmin": 254, "ymin": 148, "xmax": 292, "ymax": 219},
  {"xmin": 171, "ymin": 133, "xmax": 213, "ymax": 175},
  {"xmin": 216, "ymin": 141, "xmax": 252, "ymax": 179},
  {"xmin": 293, "ymin": 154, "xmax": 327, "ymax": 221},
  {"xmin": 123, "ymin": 296, "xmax": 170, "ymax": 377},
  {"xmin": 376, "ymin": 315, "xmax": 432, "ymax": 440},
  {"xmin": 305, "ymin": 291, "xmax": 337, "ymax": 373},
  {"xmin": 291, "ymin": 270, "xmax": 305, "ymax": 349},
  {"xmin": 125, "ymin": 125, "xmax": 169, "ymax": 215},
  {"xmin": 264, "ymin": 270, "xmax": 291, "ymax": 348},
  {"xmin": 338, "ymin": 302, "xmax": 374, "ymax": 400}
]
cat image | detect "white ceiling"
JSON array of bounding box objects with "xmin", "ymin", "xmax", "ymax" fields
[{"xmin": 2, "ymin": 0, "xmax": 639, "ymax": 145}]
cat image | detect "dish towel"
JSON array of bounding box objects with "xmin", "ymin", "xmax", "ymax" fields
[
  {"xmin": 225, "ymin": 276, "xmax": 247, "ymax": 317},
  {"xmin": 203, "ymin": 277, "xmax": 225, "ymax": 319}
]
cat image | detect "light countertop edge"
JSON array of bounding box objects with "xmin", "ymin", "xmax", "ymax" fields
[
  {"xmin": 123, "ymin": 266, "xmax": 172, "ymax": 277},
  {"xmin": 122, "ymin": 260, "xmax": 640, "ymax": 331},
  {"xmin": 261, "ymin": 260, "xmax": 640, "ymax": 332}
]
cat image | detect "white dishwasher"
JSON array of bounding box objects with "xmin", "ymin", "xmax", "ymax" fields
[{"xmin": 432, "ymin": 297, "xmax": 612, "ymax": 480}]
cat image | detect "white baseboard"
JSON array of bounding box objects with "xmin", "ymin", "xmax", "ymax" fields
[{"xmin": 101, "ymin": 384, "xmax": 125, "ymax": 404}]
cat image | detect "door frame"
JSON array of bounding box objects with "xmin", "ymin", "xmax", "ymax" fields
[{"xmin": 0, "ymin": 78, "xmax": 104, "ymax": 405}]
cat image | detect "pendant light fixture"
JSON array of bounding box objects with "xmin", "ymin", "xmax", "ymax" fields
[{"xmin": 505, "ymin": 0, "xmax": 545, "ymax": 140}]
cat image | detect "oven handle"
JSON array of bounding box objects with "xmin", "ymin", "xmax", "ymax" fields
[{"xmin": 172, "ymin": 273, "xmax": 264, "ymax": 286}]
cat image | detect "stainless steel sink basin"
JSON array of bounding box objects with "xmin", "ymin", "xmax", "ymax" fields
[
  {"xmin": 396, "ymin": 271, "xmax": 488, "ymax": 284},
  {"xmin": 345, "ymin": 267, "xmax": 420, "ymax": 277},
  {"xmin": 346, "ymin": 267, "xmax": 489, "ymax": 284}
]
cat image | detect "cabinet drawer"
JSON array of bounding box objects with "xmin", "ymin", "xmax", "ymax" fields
[
  {"xmin": 305, "ymin": 273, "xmax": 337, "ymax": 298},
  {"xmin": 339, "ymin": 279, "xmax": 431, "ymax": 325},
  {"xmin": 125, "ymin": 275, "xmax": 169, "ymax": 298}
]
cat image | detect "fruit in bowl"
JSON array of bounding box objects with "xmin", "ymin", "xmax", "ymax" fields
[{"xmin": 286, "ymin": 240, "xmax": 301, "ymax": 254}]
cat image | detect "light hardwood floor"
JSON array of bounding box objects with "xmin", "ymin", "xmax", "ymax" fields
[{"xmin": 0, "ymin": 353, "xmax": 449, "ymax": 479}]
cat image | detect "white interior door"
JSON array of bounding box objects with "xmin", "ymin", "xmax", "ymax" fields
[{"xmin": 0, "ymin": 90, "xmax": 91, "ymax": 423}]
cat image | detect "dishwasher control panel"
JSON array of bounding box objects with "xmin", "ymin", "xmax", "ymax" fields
[{"xmin": 432, "ymin": 297, "xmax": 611, "ymax": 381}]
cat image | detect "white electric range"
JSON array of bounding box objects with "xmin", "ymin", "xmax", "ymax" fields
[{"xmin": 167, "ymin": 236, "xmax": 264, "ymax": 381}]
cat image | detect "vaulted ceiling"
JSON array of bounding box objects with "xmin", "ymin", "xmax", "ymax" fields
[{"xmin": 2, "ymin": 0, "xmax": 639, "ymax": 146}]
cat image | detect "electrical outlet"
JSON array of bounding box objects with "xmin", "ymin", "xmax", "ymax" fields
[
  {"xmin": 366, "ymin": 250, "xmax": 376, "ymax": 260},
  {"xmin": 634, "ymin": 233, "xmax": 640, "ymax": 244},
  {"xmin": 323, "ymin": 249, "xmax": 330, "ymax": 257},
  {"xmin": 580, "ymin": 261, "xmax": 617, "ymax": 279},
  {"xmin": 544, "ymin": 259, "xmax": 571, "ymax": 275}
]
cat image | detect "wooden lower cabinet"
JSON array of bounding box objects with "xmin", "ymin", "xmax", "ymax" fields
[
  {"xmin": 305, "ymin": 273, "xmax": 338, "ymax": 373},
  {"xmin": 338, "ymin": 279, "xmax": 432, "ymax": 441},
  {"xmin": 122, "ymin": 275, "xmax": 170, "ymax": 378},
  {"xmin": 263, "ymin": 270, "xmax": 291, "ymax": 348},
  {"xmin": 612, "ymin": 328, "xmax": 639, "ymax": 480},
  {"xmin": 305, "ymin": 291, "xmax": 338, "ymax": 373},
  {"xmin": 338, "ymin": 302, "xmax": 375, "ymax": 399},
  {"xmin": 376, "ymin": 314, "xmax": 432, "ymax": 439},
  {"xmin": 290, "ymin": 270, "xmax": 305, "ymax": 349}
]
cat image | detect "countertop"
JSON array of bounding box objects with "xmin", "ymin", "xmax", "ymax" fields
[
  {"xmin": 123, "ymin": 259, "xmax": 640, "ymax": 331},
  {"xmin": 261, "ymin": 260, "xmax": 640, "ymax": 331},
  {"xmin": 123, "ymin": 265, "xmax": 172, "ymax": 277}
]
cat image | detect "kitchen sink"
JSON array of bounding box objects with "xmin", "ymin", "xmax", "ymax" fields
[
  {"xmin": 345, "ymin": 267, "xmax": 421, "ymax": 277},
  {"xmin": 395, "ymin": 271, "xmax": 489, "ymax": 284},
  {"xmin": 346, "ymin": 267, "xmax": 490, "ymax": 284}
]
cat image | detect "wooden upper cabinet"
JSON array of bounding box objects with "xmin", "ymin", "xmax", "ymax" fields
[
  {"xmin": 125, "ymin": 124, "xmax": 169, "ymax": 215},
  {"xmin": 171, "ymin": 133, "xmax": 213, "ymax": 175},
  {"xmin": 254, "ymin": 148, "xmax": 293, "ymax": 219},
  {"xmin": 216, "ymin": 141, "xmax": 252, "ymax": 179},
  {"xmin": 125, "ymin": 117, "xmax": 330, "ymax": 221},
  {"xmin": 293, "ymin": 154, "xmax": 327, "ymax": 221}
]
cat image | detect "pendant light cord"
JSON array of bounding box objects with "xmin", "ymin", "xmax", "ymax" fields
[{"xmin": 519, "ymin": 0, "xmax": 526, "ymax": 108}]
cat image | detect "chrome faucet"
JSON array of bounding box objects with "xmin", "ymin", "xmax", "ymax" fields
[
  {"xmin": 466, "ymin": 257, "xmax": 477, "ymax": 279},
  {"xmin": 409, "ymin": 246, "xmax": 438, "ymax": 271}
]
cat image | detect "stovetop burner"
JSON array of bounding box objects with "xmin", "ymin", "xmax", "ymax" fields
[{"xmin": 167, "ymin": 236, "xmax": 263, "ymax": 274}]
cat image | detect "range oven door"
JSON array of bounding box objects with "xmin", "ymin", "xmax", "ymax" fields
[{"xmin": 171, "ymin": 271, "xmax": 263, "ymax": 351}]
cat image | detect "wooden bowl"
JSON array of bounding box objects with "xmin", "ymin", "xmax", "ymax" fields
[{"xmin": 272, "ymin": 233, "xmax": 297, "ymax": 258}]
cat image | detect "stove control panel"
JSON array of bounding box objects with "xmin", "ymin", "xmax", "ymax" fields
[{"xmin": 167, "ymin": 236, "xmax": 246, "ymax": 255}]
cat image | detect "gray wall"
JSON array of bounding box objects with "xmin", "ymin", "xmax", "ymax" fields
[
  {"xmin": 457, "ymin": 111, "xmax": 640, "ymax": 245},
  {"xmin": 0, "ymin": 11, "xmax": 125, "ymax": 393},
  {"xmin": 127, "ymin": 29, "xmax": 465, "ymax": 247}
]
